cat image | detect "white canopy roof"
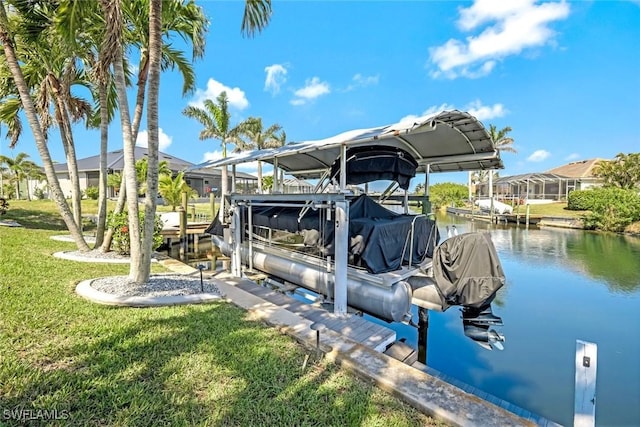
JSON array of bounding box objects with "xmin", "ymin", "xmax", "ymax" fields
[{"xmin": 191, "ymin": 110, "xmax": 502, "ymax": 179}]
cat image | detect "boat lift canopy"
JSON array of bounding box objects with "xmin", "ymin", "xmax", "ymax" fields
[{"xmin": 191, "ymin": 110, "xmax": 503, "ymax": 179}]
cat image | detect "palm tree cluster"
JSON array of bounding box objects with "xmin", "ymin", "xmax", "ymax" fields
[
  {"xmin": 0, "ymin": 152, "xmax": 44, "ymax": 199},
  {"xmin": 182, "ymin": 90, "xmax": 285, "ymax": 222},
  {"xmin": 0, "ymin": 0, "xmax": 274, "ymax": 284}
]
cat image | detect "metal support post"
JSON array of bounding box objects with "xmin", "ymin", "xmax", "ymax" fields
[
  {"xmin": 333, "ymin": 200, "xmax": 348, "ymax": 316},
  {"xmin": 417, "ymin": 307, "xmax": 429, "ymax": 364},
  {"xmin": 231, "ymin": 203, "xmax": 242, "ymax": 277}
]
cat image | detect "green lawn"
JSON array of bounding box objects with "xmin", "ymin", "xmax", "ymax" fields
[{"xmin": 0, "ymin": 200, "xmax": 439, "ymax": 426}]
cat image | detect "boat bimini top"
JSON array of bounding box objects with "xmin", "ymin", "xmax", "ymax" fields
[{"xmin": 192, "ymin": 110, "xmax": 503, "ymax": 179}]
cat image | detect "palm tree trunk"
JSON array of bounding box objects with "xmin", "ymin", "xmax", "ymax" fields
[
  {"xmin": 132, "ymin": 56, "xmax": 150, "ymax": 140},
  {"xmin": 113, "ymin": 53, "xmax": 143, "ymax": 280},
  {"xmin": 0, "ymin": 3, "xmax": 89, "ymax": 251},
  {"xmin": 139, "ymin": 0, "xmax": 162, "ymax": 283},
  {"xmin": 94, "ymin": 79, "xmax": 109, "ymax": 248},
  {"xmin": 52, "ymin": 87, "xmax": 83, "ymax": 229}
]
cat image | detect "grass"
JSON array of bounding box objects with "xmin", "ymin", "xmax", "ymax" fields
[{"xmin": 0, "ymin": 200, "xmax": 440, "ymax": 426}]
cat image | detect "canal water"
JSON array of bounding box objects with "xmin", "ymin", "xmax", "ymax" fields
[
  {"xmin": 382, "ymin": 212, "xmax": 640, "ymax": 426},
  {"xmin": 176, "ymin": 214, "xmax": 640, "ymax": 426}
]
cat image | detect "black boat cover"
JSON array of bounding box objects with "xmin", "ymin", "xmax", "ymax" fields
[
  {"xmin": 432, "ymin": 232, "xmax": 505, "ymax": 309},
  {"xmin": 329, "ymin": 146, "xmax": 418, "ymax": 190},
  {"xmin": 206, "ymin": 194, "xmax": 439, "ymax": 274}
]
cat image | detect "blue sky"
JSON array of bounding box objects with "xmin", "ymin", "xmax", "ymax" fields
[{"xmin": 2, "ymin": 0, "xmax": 639, "ymax": 186}]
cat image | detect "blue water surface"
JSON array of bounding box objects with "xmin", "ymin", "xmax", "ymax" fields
[{"xmin": 379, "ymin": 214, "xmax": 640, "ymax": 426}]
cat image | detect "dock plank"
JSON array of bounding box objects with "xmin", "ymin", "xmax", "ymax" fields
[{"xmin": 228, "ymin": 277, "xmax": 395, "ymax": 351}]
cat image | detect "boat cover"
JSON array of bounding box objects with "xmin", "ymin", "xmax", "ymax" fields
[
  {"xmin": 207, "ymin": 195, "xmax": 440, "ymax": 274},
  {"xmin": 432, "ymin": 232, "xmax": 505, "ymax": 309},
  {"xmin": 329, "ymin": 146, "xmax": 418, "ymax": 190}
]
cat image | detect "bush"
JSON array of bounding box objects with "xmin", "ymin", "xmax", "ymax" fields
[
  {"xmin": 429, "ymin": 182, "xmax": 468, "ymax": 209},
  {"xmin": 33, "ymin": 186, "xmax": 46, "ymax": 200},
  {"xmin": 582, "ymin": 187, "xmax": 640, "ymax": 232},
  {"xmin": 567, "ymin": 189, "xmax": 598, "ymax": 210},
  {"xmin": 106, "ymin": 211, "xmax": 164, "ymax": 255},
  {"xmin": 84, "ymin": 186, "xmax": 99, "ymax": 200},
  {"xmin": 0, "ymin": 197, "xmax": 8, "ymax": 215}
]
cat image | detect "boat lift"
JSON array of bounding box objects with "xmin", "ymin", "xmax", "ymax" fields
[{"xmin": 195, "ymin": 110, "xmax": 508, "ymax": 356}]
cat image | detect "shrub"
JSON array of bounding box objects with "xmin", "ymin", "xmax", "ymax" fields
[
  {"xmin": 33, "ymin": 186, "xmax": 46, "ymax": 200},
  {"xmin": 107, "ymin": 211, "xmax": 164, "ymax": 255},
  {"xmin": 567, "ymin": 189, "xmax": 598, "ymax": 210},
  {"xmin": 582, "ymin": 187, "xmax": 640, "ymax": 232},
  {"xmin": 0, "ymin": 197, "xmax": 8, "ymax": 215},
  {"xmin": 84, "ymin": 186, "xmax": 99, "ymax": 200}
]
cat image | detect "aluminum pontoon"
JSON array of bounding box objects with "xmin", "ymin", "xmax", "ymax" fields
[{"xmin": 195, "ymin": 110, "xmax": 507, "ymax": 350}]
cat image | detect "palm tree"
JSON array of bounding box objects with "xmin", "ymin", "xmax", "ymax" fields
[
  {"xmin": 136, "ymin": 158, "xmax": 171, "ymax": 195},
  {"xmin": 183, "ymin": 91, "xmax": 245, "ymax": 217},
  {"xmin": 0, "ymin": 2, "xmax": 91, "ymax": 250},
  {"xmin": 234, "ymin": 117, "xmax": 282, "ymax": 193},
  {"xmin": 158, "ymin": 171, "xmax": 196, "ymax": 211},
  {"xmin": 138, "ymin": 0, "xmax": 163, "ymax": 281},
  {"xmin": 0, "ymin": 152, "xmax": 37, "ymax": 200},
  {"xmin": 0, "ymin": 1, "xmax": 91, "ymax": 229},
  {"xmin": 487, "ymin": 125, "xmax": 516, "ymax": 211}
]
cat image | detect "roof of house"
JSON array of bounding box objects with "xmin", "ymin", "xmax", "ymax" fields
[
  {"xmin": 545, "ymin": 158, "xmax": 606, "ymax": 178},
  {"xmin": 53, "ymin": 147, "xmax": 256, "ymax": 179}
]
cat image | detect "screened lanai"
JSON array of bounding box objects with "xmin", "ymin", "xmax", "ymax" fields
[{"xmin": 479, "ymin": 173, "xmax": 579, "ymax": 203}]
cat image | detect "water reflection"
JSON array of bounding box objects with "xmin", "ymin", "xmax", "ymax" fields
[
  {"xmin": 435, "ymin": 212, "xmax": 640, "ymax": 294},
  {"xmin": 424, "ymin": 212, "xmax": 640, "ymax": 426}
]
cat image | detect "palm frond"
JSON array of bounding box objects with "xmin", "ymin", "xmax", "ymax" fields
[{"xmin": 241, "ymin": 0, "xmax": 272, "ymax": 38}]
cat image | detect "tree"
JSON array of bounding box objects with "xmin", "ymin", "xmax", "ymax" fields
[
  {"xmin": 488, "ymin": 124, "xmax": 516, "ymax": 154},
  {"xmin": 182, "ymin": 0, "xmax": 272, "ymax": 214},
  {"xmin": 136, "ymin": 158, "xmax": 171, "ymax": 195},
  {"xmin": 429, "ymin": 182, "xmax": 468, "ymax": 209},
  {"xmin": 158, "ymin": 171, "xmax": 196, "ymax": 211},
  {"xmin": 53, "ymin": 0, "xmax": 207, "ymax": 251},
  {"xmin": 481, "ymin": 124, "xmax": 516, "ymax": 208},
  {"xmin": 183, "ymin": 91, "xmax": 245, "ymax": 216},
  {"xmin": 0, "ymin": 2, "xmax": 90, "ymax": 250},
  {"xmin": 139, "ymin": 0, "xmax": 163, "ymax": 282},
  {"xmin": 234, "ymin": 117, "xmax": 282, "ymax": 193},
  {"xmin": 594, "ymin": 153, "xmax": 640, "ymax": 190},
  {"xmin": 0, "ymin": 152, "xmax": 37, "ymax": 199},
  {"xmin": 0, "ymin": 1, "xmax": 91, "ymax": 232}
]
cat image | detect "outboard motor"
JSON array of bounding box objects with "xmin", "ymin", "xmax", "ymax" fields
[{"xmin": 432, "ymin": 232, "xmax": 506, "ymax": 350}]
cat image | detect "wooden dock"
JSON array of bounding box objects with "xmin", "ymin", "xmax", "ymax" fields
[{"xmin": 224, "ymin": 276, "xmax": 396, "ymax": 352}]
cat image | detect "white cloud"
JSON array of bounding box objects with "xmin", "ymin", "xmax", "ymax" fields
[
  {"xmin": 429, "ymin": 0, "xmax": 570, "ymax": 79},
  {"xmin": 200, "ymin": 150, "xmax": 259, "ymax": 176},
  {"xmin": 264, "ymin": 64, "xmax": 288, "ymax": 95},
  {"xmin": 465, "ymin": 100, "xmax": 508, "ymax": 120},
  {"xmin": 136, "ymin": 128, "xmax": 172, "ymax": 151},
  {"xmin": 345, "ymin": 73, "xmax": 380, "ymax": 91},
  {"xmin": 565, "ymin": 152, "xmax": 580, "ymax": 161},
  {"xmin": 189, "ymin": 78, "xmax": 249, "ymax": 110},
  {"xmin": 290, "ymin": 77, "xmax": 330, "ymax": 105},
  {"xmin": 528, "ymin": 149, "xmax": 551, "ymax": 162},
  {"xmin": 399, "ymin": 100, "xmax": 507, "ymax": 123},
  {"xmin": 201, "ymin": 150, "xmax": 223, "ymax": 163}
]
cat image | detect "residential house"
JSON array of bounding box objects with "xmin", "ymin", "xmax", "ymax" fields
[{"xmin": 50, "ymin": 147, "xmax": 257, "ymax": 199}]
